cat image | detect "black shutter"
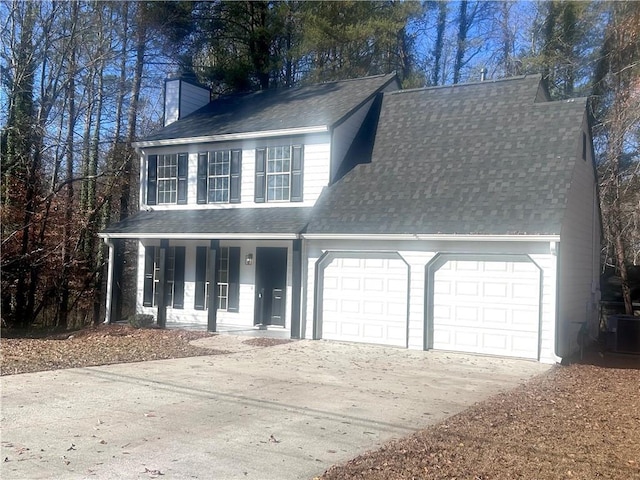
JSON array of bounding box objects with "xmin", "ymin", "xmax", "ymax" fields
[
  {"xmin": 197, "ymin": 153, "xmax": 207, "ymax": 204},
  {"xmin": 291, "ymin": 145, "xmax": 303, "ymax": 202},
  {"xmin": 147, "ymin": 155, "xmax": 157, "ymax": 205},
  {"xmin": 228, "ymin": 247, "xmax": 241, "ymax": 312},
  {"xmin": 194, "ymin": 246, "xmax": 207, "ymax": 310},
  {"xmin": 255, "ymin": 148, "xmax": 266, "ymax": 203},
  {"xmin": 230, "ymin": 149, "xmax": 242, "ymax": 203},
  {"xmin": 177, "ymin": 153, "xmax": 188, "ymax": 204},
  {"xmin": 143, "ymin": 246, "xmax": 155, "ymax": 306},
  {"xmin": 172, "ymin": 246, "xmax": 185, "ymax": 308}
]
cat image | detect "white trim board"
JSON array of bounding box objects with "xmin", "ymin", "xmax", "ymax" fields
[{"xmin": 133, "ymin": 126, "xmax": 329, "ymax": 148}]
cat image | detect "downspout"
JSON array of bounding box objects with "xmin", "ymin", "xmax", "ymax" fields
[
  {"xmin": 104, "ymin": 238, "xmax": 115, "ymax": 324},
  {"xmin": 551, "ymin": 241, "xmax": 562, "ymax": 361}
]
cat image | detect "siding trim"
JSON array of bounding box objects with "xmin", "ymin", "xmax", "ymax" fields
[{"xmin": 133, "ymin": 126, "xmax": 329, "ymax": 148}]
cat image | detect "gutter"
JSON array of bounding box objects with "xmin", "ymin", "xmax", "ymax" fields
[
  {"xmin": 133, "ymin": 125, "xmax": 329, "ymax": 148},
  {"xmin": 301, "ymin": 233, "xmax": 561, "ymax": 242},
  {"xmin": 98, "ymin": 232, "xmax": 300, "ymax": 240}
]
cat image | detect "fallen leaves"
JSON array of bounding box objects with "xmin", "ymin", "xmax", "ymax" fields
[
  {"xmin": 320, "ymin": 355, "xmax": 640, "ymax": 480},
  {"xmin": 0, "ymin": 325, "xmax": 219, "ymax": 375}
]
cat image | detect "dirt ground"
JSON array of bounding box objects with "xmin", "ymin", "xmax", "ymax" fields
[{"xmin": 1, "ymin": 325, "xmax": 639, "ymax": 479}]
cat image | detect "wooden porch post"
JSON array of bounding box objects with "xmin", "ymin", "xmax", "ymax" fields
[
  {"xmin": 291, "ymin": 239, "xmax": 302, "ymax": 339},
  {"xmin": 156, "ymin": 239, "xmax": 168, "ymax": 328},
  {"xmin": 207, "ymin": 239, "xmax": 219, "ymax": 332}
]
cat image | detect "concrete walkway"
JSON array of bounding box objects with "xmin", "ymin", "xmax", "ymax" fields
[{"xmin": 1, "ymin": 339, "xmax": 551, "ymax": 480}]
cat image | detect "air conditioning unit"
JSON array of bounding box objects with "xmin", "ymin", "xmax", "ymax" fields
[{"xmin": 607, "ymin": 315, "xmax": 640, "ymax": 354}]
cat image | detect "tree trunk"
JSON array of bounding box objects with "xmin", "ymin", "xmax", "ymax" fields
[
  {"xmin": 59, "ymin": 0, "xmax": 80, "ymax": 329},
  {"xmin": 120, "ymin": 2, "xmax": 146, "ymax": 221},
  {"xmin": 453, "ymin": 0, "xmax": 468, "ymax": 84},
  {"xmin": 431, "ymin": 1, "xmax": 447, "ymax": 86}
]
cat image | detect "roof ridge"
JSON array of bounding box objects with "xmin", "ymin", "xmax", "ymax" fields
[
  {"xmin": 214, "ymin": 72, "xmax": 396, "ymax": 101},
  {"xmin": 387, "ymin": 74, "xmax": 542, "ymax": 96}
]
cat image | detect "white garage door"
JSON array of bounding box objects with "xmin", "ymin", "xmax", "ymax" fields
[
  {"xmin": 433, "ymin": 260, "xmax": 540, "ymax": 359},
  {"xmin": 321, "ymin": 256, "xmax": 408, "ymax": 347}
]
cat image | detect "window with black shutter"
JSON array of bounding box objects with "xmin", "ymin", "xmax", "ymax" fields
[
  {"xmin": 143, "ymin": 245, "xmax": 184, "ymax": 308},
  {"xmin": 147, "ymin": 156, "xmax": 157, "ymax": 205},
  {"xmin": 194, "ymin": 246, "xmax": 240, "ymax": 311},
  {"xmin": 196, "ymin": 149, "xmax": 242, "ymax": 204},
  {"xmin": 255, "ymin": 145, "xmax": 303, "ymax": 203},
  {"xmin": 147, "ymin": 153, "xmax": 187, "ymax": 205}
]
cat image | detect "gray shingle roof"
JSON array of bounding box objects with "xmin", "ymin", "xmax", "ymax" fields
[
  {"xmin": 306, "ymin": 75, "xmax": 588, "ymax": 236},
  {"xmin": 102, "ymin": 208, "xmax": 312, "ymax": 237},
  {"xmin": 142, "ymin": 73, "xmax": 397, "ymax": 142}
]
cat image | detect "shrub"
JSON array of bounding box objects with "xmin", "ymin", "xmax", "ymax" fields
[{"xmin": 128, "ymin": 314, "xmax": 155, "ymax": 329}]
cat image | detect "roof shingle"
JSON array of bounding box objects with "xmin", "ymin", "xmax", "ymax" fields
[
  {"xmin": 103, "ymin": 208, "xmax": 312, "ymax": 237},
  {"xmin": 306, "ymin": 75, "xmax": 587, "ymax": 236},
  {"xmin": 141, "ymin": 73, "xmax": 397, "ymax": 142}
]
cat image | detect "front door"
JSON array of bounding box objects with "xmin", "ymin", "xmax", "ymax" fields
[{"xmin": 254, "ymin": 247, "xmax": 287, "ymax": 326}]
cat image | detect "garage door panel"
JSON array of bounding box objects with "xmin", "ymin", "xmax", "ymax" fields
[
  {"xmin": 364, "ymin": 301, "xmax": 384, "ymax": 315},
  {"xmin": 321, "ymin": 256, "xmax": 408, "ymax": 347},
  {"xmin": 433, "ymin": 259, "xmax": 540, "ymax": 359}
]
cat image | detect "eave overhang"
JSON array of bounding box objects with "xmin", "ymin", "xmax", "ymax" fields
[
  {"xmin": 301, "ymin": 233, "xmax": 561, "ymax": 242},
  {"xmin": 99, "ymin": 232, "xmax": 299, "ymax": 240},
  {"xmin": 133, "ymin": 125, "xmax": 329, "ymax": 148}
]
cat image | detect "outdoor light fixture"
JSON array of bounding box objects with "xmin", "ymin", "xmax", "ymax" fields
[{"xmin": 245, "ymin": 253, "xmax": 253, "ymax": 265}]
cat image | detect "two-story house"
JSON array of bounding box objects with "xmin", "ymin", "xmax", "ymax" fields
[{"xmin": 100, "ymin": 73, "xmax": 601, "ymax": 364}]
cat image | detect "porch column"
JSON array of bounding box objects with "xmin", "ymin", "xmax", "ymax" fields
[
  {"xmin": 156, "ymin": 239, "xmax": 168, "ymax": 328},
  {"xmin": 207, "ymin": 239, "xmax": 219, "ymax": 332},
  {"xmin": 290, "ymin": 239, "xmax": 302, "ymax": 339},
  {"xmin": 104, "ymin": 238, "xmax": 124, "ymax": 324}
]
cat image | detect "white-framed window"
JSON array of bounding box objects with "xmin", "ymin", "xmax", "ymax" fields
[
  {"xmin": 157, "ymin": 154, "xmax": 178, "ymax": 204},
  {"xmin": 153, "ymin": 247, "xmax": 175, "ymax": 307},
  {"xmin": 208, "ymin": 151, "xmax": 230, "ymax": 203},
  {"xmin": 266, "ymin": 146, "xmax": 292, "ymax": 201},
  {"xmin": 194, "ymin": 246, "xmax": 239, "ymax": 312},
  {"xmin": 197, "ymin": 149, "xmax": 241, "ymax": 204},
  {"xmin": 205, "ymin": 247, "xmax": 229, "ymax": 310},
  {"xmin": 255, "ymin": 145, "xmax": 302, "ymax": 203}
]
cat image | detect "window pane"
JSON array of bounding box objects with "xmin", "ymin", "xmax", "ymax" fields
[
  {"xmin": 157, "ymin": 155, "xmax": 178, "ymax": 204},
  {"xmin": 152, "ymin": 247, "xmax": 175, "ymax": 307},
  {"xmin": 207, "ymin": 150, "xmax": 231, "ymax": 203},
  {"xmin": 266, "ymin": 146, "xmax": 292, "ymax": 202},
  {"xmin": 204, "ymin": 247, "xmax": 230, "ymax": 311}
]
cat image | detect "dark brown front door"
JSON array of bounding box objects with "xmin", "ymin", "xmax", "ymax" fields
[{"xmin": 254, "ymin": 247, "xmax": 287, "ymax": 326}]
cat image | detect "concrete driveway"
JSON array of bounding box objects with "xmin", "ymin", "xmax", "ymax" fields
[{"xmin": 1, "ymin": 337, "xmax": 550, "ymax": 479}]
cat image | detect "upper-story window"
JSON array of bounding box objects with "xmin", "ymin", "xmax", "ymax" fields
[
  {"xmin": 197, "ymin": 149, "xmax": 242, "ymax": 204},
  {"xmin": 147, "ymin": 153, "xmax": 188, "ymax": 205},
  {"xmin": 255, "ymin": 145, "xmax": 303, "ymax": 203}
]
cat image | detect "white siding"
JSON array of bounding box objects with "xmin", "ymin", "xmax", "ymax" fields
[
  {"xmin": 136, "ymin": 239, "xmax": 294, "ymax": 331},
  {"xmin": 164, "ymin": 80, "xmax": 180, "ymax": 126},
  {"xmin": 164, "ymin": 79, "xmax": 209, "ymax": 127},
  {"xmin": 529, "ymin": 253, "xmax": 559, "ymax": 363},
  {"xmin": 139, "ymin": 133, "xmax": 331, "ymax": 210},
  {"xmin": 331, "ymin": 98, "xmax": 374, "ymax": 183},
  {"xmin": 302, "ymin": 142, "xmax": 331, "ymax": 204},
  {"xmin": 557, "ymin": 115, "xmax": 601, "ymax": 357},
  {"xmin": 178, "ymin": 82, "xmax": 210, "ymax": 118}
]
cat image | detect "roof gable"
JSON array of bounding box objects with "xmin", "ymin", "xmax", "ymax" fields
[
  {"xmin": 140, "ymin": 73, "xmax": 398, "ymax": 144},
  {"xmin": 307, "ymin": 75, "xmax": 588, "ymax": 236}
]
